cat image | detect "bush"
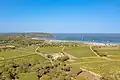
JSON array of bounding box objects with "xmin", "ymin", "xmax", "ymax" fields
[
  {"xmin": 62, "ymin": 66, "xmax": 71, "ymax": 72},
  {"xmin": 57, "ymin": 56, "xmax": 69, "ymax": 61}
]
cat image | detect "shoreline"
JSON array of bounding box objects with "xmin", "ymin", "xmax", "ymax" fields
[
  {"xmin": 44, "ymin": 39, "xmax": 119, "ymax": 46},
  {"xmin": 31, "ymin": 37, "xmax": 120, "ymax": 46}
]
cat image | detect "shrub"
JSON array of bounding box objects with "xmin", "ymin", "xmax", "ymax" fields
[{"xmin": 57, "ymin": 56, "xmax": 69, "ymax": 62}]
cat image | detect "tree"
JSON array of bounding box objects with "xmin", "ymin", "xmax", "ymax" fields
[
  {"xmin": 7, "ymin": 68, "xmax": 19, "ymax": 80},
  {"xmin": 57, "ymin": 56, "xmax": 69, "ymax": 62},
  {"xmin": 47, "ymin": 55, "xmax": 53, "ymax": 59},
  {"xmin": 62, "ymin": 66, "xmax": 71, "ymax": 72},
  {"xmin": 36, "ymin": 69, "xmax": 45, "ymax": 80},
  {"xmin": 19, "ymin": 62, "xmax": 31, "ymax": 73},
  {"xmin": 0, "ymin": 71, "xmax": 5, "ymax": 80},
  {"xmin": 53, "ymin": 61, "xmax": 60, "ymax": 67}
]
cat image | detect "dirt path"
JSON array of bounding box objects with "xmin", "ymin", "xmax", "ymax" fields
[
  {"xmin": 0, "ymin": 45, "xmax": 49, "ymax": 62},
  {"xmin": 80, "ymin": 67, "xmax": 102, "ymax": 77},
  {"xmin": 89, "ymin": 46, "xmax": 113, "ymax": 60},
  {"xmin": 62, "ymin": 46, "xmax": 78, "ymax": 60},
  {"xmin": 35, "ymin": 46, "xmax": 53, "ymax": 65},
  {"xmin": 90, "ymin": 46, "xmax": 100, "ymax": 57},
  {"xmin": 79, "ymin": 68, "xmax": 102, "ymax": 80}
]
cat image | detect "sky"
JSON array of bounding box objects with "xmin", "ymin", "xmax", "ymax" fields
[{"xmin": 0, "ymin": 0, "xmax": 120, "ymax": 33}]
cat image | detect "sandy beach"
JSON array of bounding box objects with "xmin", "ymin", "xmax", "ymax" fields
[{"xmin": 44, "ymin": 40, "xmax": 118, "ymax": 46}]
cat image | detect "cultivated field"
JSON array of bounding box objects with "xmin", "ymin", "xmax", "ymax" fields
[
  {"xmin": 0, "ymin": 43, "xmax": 120, "ymax": 80},
  {"xmin": 75, "ymin": 57, "xmax": 107, "ymax": 63},
  {"xmin": 0, "ymin": 45, "xmax": 47, "ymax": 65},
  {"xmin": 19, "ymin": 72, "xmax": 37, "ymax": 80},
  {"xmin": 108, "ymin": 55, "xmax": 120, "ymax": 60},
  {"xmin": 0, "ymin": 50, "xmax": 31, "ymax": 58},
  {"xmin": 64, "ymin": 46, "xmax": 96, "ymax": 58},
  {"xmin": 80, "ymin": 61, "xmax": 120, "ymax": 76},
  {"xmin": 94, "ymin": 47, "xmax": 120, "ymax": 56},
  {"xmin": 18, "ymin": 45, "xmax": 38, "ymax": 52},
  {"xmin": 38, "ymin": 46, "xmax": 63, "ymax": 53}
]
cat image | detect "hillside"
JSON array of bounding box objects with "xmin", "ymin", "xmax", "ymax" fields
[{"xmin": 0, "ymin": 32, "xmax": 54, "ymax": 41}]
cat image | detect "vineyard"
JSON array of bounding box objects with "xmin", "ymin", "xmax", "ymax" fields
[
  {"xmin": 64, "ymin": 46, "xmax": 96, "ymax": 58},
  {"xmin": 0, "ymin": 36, "xmax": 120, "ymax": 80}
]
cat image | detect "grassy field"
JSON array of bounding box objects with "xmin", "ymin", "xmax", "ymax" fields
[
  {"xmin": 38, "ymin": 46, "xmax": 63, "ymax": 53},
  {"xmin": 3, "ymin": 72, "xmax": 37, "ymax": 80},
  {"xmin": 75, "ymin": 57, "xmax": 107, "ymax": 63},
  {"xmin": 0, "ymin": 45, "xmax": 40, "ymax": 59},
  {"xmin": 64, "ymin": 46, "xmax": 96, "ymax": 58},
  {"xmin": 66, "ymin": 46, "xmax": 120, "ymax": 78},
  {"xmin": 12, "ymin": 54, "xmax": 46, "ymax": 63},
  {"xmin": 18, "ymin": 45, "xmax": 38, "ymax": 52},
  {"xmin": 94, "ymin": 47, "xmax": 120, "ymax": 56},
  {"xmin": 71, "ymin": 61, "xmax": 120, "ymax": 77},
  {"xmin": 0, "ymin": 54, "xmax": 46, "ymax": 65},
  {"xmin": 1, "ymin": 45, "xmax": 120, "ymax": 79},
  {"xmin": 19, "ymin": 72, "xmax": 37, "ymax": 80},
  {"xmin": 0, "ymin": 50, "xmax": 31, "ymax": 58},
  {"xmin": 108, "ymin": 55, "xmax": 120, "ymax": 60}
]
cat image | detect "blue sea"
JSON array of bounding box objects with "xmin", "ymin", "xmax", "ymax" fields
[{"xmin": 41, "ymin": 33, "xmax": 120, "ymax": 44}]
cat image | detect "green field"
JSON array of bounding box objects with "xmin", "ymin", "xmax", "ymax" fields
[
  {"xmin": 70, "ymin": 61, "xmax": 120, "ymax": 77},
  {"xmin": 0, "ymin": 54, "xmax": 46, "ymax": 65},
  {"xmin": 94, "ymin": 47, "xmax": 120, "ymax": 56},
  {"xmin": 64, "ymin": 46, "xmax": 96, "ymax": 58},
  {"xmin": 19, "ymin": 45, "xmax": 38, "ymax": 52},
  {"xmin": 19, "ymin": 72, "xmax": 37, "ymax": 80},
  {"xmin": 0, "ymin": 45, "xmax": 40, "ymax": 59},
  {"xmin": 0, "ymin": 50, "xmax": 31, "ymax": 58},
  {"xmin": 76, "ymin": 57, "xmax": 107, "ymax": 63},
  {"xmin": 12, "ymin": 54, "xmax": 46, "ymax": 63},
  {"xmin": 38, "ymin": 47, "xmax": 63, "ymax": 53},
  {"xmin": 1, "ymin": 44, "xmax": 120, "ymax": 79},
  {"xmin": 4, "ymin": 72, "xmax": 37, "ymax": 80},
  {"xmin": 108, "ymin": 55, "xmax": 120, "ymax": 60},
  {"xmin": 66, "ymin": 46, "xmax": 120, "ymax": 79}
]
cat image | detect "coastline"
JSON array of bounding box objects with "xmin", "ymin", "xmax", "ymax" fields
[
  {"xmin": 43, "ymin": 39, "xmax": 119, "ymax": 46},
  {"xmin": 30, "ymin": 37, "xmax": 120, "ymax": 46}
]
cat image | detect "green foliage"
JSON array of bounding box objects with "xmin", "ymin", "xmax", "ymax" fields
[
  {"xmin": 7, "ymin": 67, "xmax": 19, "ymax": 80},
  {"xmin": 47, "ymin": 55, "xmax": 53, "ymax": 59},
  {"xmin": 62, "ymin": 66, "xmax": 71, "ymax": 72},
  {"xmin": 2, "ymin": 34, "xmax": 120, "ymax": 80},
  {"xmin": 57, "ymin": 56, "xmax": 69, "ymax": 61},
  {"xmin": 0, "ymin": 71, "xmax": 5, "ymax": 80}
]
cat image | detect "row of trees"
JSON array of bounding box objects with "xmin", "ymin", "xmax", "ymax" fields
[
  {"xmin": 92, "ymin": 48, "xmax": 107, "ymax": 57},
  {"xmin": 39, "ymin": 43, "xmax": 80, "ymax": 48},
  {"xmin": 0, "ymin": 35, "xmax": 44, "ymax": 52}
]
